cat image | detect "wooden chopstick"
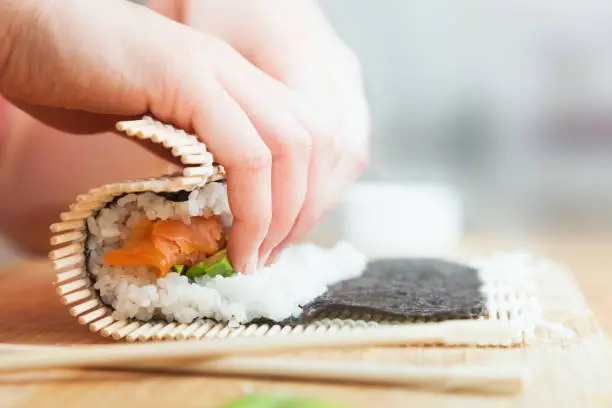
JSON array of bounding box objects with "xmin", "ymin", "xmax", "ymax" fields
[
  {"xmin": 122, "ymin": 357, "xmax": 528, "ymax": 395},
  {"xmin": 0, "ymin": 344, "xmax": 50, "ymax": 352},
  {"xmin": 0, "ymin": 345, "xmax": 527, "ymax": 395},
  {"xmin": 0, "ymin": 321, "xmax": 522, "ymax": 374}
]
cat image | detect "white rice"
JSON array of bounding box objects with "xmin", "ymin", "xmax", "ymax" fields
[{"xmin": 86, "ymin": 182, "xmax": 367, "ymax": 324}]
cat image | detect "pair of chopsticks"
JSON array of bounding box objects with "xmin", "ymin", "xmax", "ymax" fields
[{"xmin": 0, "ymin": 321, "xmax": 529, "ymax": 395}]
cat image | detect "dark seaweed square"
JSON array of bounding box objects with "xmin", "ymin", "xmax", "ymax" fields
[{"xmin": 284, "ymin": 258, "xmax": 487, "ymax": 324}]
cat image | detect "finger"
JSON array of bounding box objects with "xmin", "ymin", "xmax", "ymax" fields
[
  {"xmin": 270, "ymin": 72, "xmax": 370, "ymax": 258},
  {"xmin": 263, "ymin": 59, "xmax": 370, "ymax": 262},
  {"xmin": 164, "ymin": 81, "xmax": 273, "ymax": 274},
  {"xmin": 277, "ymin": 128, "xmax": 368, "ymax": 254},
  {"xmin": 216, "ymin": 53, "xmax": 312, "ymax": 267},
  {"xmin": 277, "ymin": 137, "xmax": 336, "ymax": 249},
  {"xmin": 257, "ymin": 133, "xmax": 310, "ymax": 265},
  {"xmin": 324, "ymin": 146, "xmax": 369, "ymax": 214},
  {"xmin": 259, "ymin": 101, "xmax": 336, "ymax": 264}
]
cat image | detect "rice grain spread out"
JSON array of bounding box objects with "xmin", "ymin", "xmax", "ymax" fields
[{"xmin": 86, "ymin": 182, "xmax": 367, "ymax": 325}]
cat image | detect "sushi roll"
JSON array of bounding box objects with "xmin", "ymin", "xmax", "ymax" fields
[
  {"xmin": 50, "ymin": 116, "xmax": 367, "ymax": 339},
  {"xmin": 50, "ymin": 116, "xmax": 537, "ymax": 346}
]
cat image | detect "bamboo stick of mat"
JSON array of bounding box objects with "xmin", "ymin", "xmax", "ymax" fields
[
  {"xmin": 117, "ymin": 357, "xmax": 528, "ymax": 395},
  {"xmin": 0, "ymin": 321, "xmax": 522, "ymax": 373},
  {"xmin": 0, "ymin": 345, "xmax": 526, "ymax": 395}
]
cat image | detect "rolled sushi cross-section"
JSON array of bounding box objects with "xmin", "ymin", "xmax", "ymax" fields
[
  {"xmin": 88, "ymin": 182, "xmax": 365, "ymax": 324},
  {"xmin": 50, "ymin": 116, "xmax": 368, "ymax": 339}
]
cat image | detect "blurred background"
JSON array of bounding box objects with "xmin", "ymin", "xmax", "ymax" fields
[{"xmin": 309, "ymin": 0, "xmax": 612, "ymax": 257}]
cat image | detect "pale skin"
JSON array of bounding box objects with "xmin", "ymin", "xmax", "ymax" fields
[{"xmin": 0, "ymin": 0, "xmax": 370, "ymax": 273}]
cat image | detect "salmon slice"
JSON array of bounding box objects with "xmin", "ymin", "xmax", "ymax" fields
[{"xmin": 104, "ymin": 216, "xmax": 226, "ymax": 277}]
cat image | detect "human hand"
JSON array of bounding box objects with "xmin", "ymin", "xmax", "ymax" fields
[
  {"xmin": 0, "ymin": 0, "xmax": 356, "ymax": 273},
  {"xmin": 183, "ymin": 0, "xmax": 371, "ymax": 264}
]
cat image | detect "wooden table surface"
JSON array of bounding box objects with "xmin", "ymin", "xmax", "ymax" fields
[{"xmin": 1, "ymin": 232, "xmax": 612, "ymax": 408}]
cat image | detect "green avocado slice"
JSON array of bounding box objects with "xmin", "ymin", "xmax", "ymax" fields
[{"xmin": 184, "ymin": 249, "xmax": 235, "ymax": 278}]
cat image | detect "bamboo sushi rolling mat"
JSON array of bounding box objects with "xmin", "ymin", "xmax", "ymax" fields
[{"xmin": 1, "ymin": 232, "xmax": 612, "ymax": 408}]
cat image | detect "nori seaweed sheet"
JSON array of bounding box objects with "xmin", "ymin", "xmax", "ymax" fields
[{"xmin": 281, "ymin": 258, "xmax": 487, "ymax": 325}]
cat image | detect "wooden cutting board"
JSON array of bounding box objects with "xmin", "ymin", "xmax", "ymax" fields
[{"xmin": 1, "ymin": 235, "xmax": 612, "ymax": 408}]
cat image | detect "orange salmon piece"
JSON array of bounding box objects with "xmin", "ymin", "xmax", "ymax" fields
[{"xmin": 103, "ymin": 216, "xmax": 226, "ymax": 277}]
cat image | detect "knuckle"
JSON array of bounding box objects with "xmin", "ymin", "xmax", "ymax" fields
[
  {"xmin": 270, "ymin": 126, "xmax": 313, "ymax": 159},
  {"xmin": 240, "ymin": 148, "xmax": 272, "ymax": 171},
  {"xmin": 293, "ymin": 131, "xmax": 314, "ymax": 153},
  {"xmin": 311, "ymin": 126, "xmax": 339, "ymax": 154},
  {"xmin": 284, "ymin": 130, "xmax": 313, "ymax": 156}
]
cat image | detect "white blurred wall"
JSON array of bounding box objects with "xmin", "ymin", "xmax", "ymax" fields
[{"xmin": 319, "ymin": 0, "xmax": 612, "ymax": 232}]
